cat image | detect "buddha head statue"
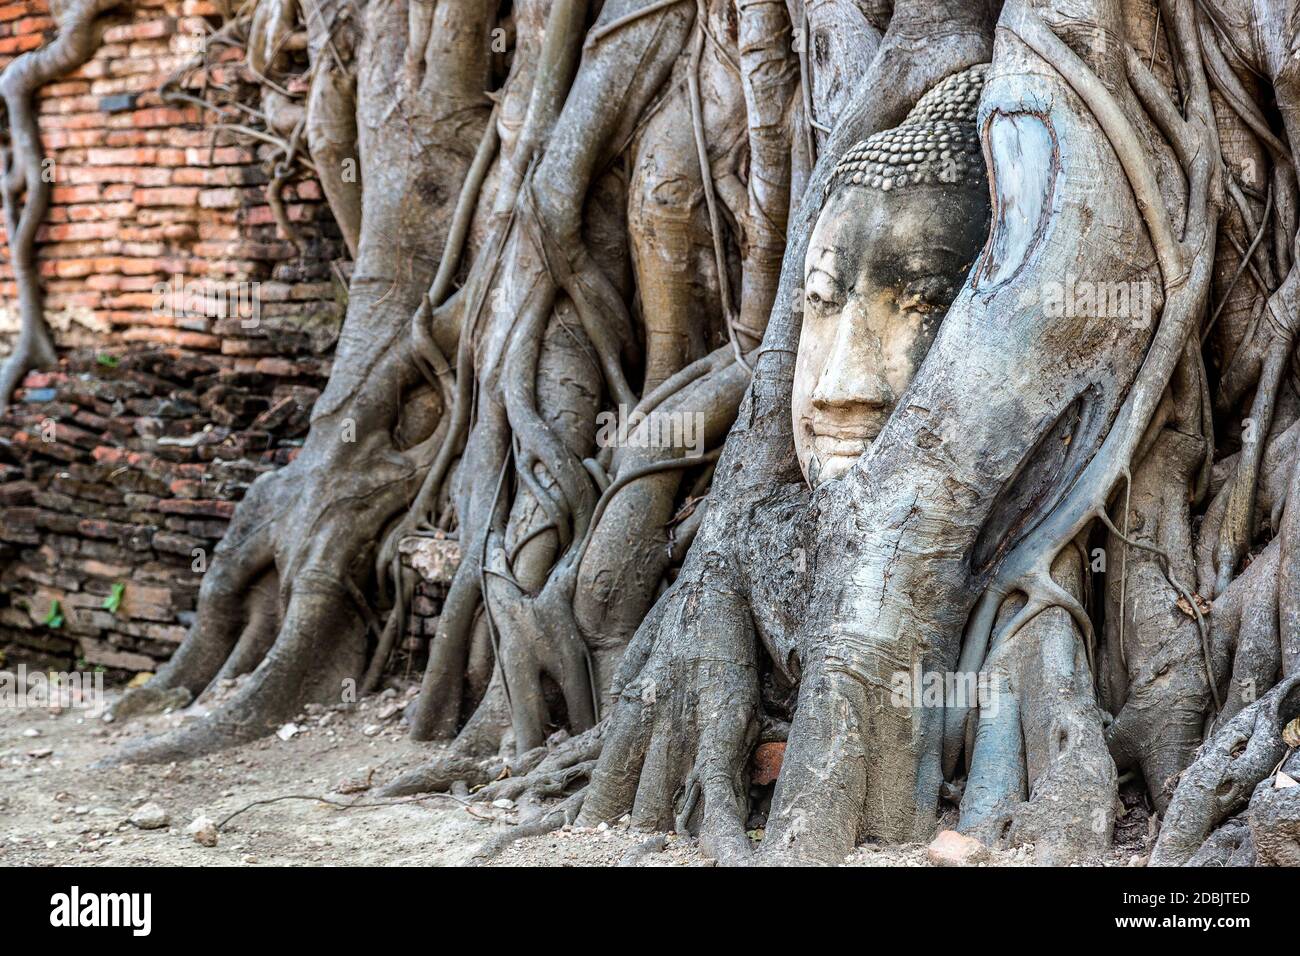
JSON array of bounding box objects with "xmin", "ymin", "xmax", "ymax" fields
[{"xmin": 793, "ymin": 65, "xmax": 991, "ymax": 487}]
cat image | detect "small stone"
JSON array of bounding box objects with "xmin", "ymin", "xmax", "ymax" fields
[
  {"xmin": 27, "ymin": 748, "xmax": 53, "ymax": 759},
  {"xmin": 926, "ymin": 829, "xmax": 988, "ymax": 867},
  {"xmin": 336, "ymin": 769, "xmax": 374, "ymax": 794},
  {"xmin": 276, "ymin": 722, "xmax": 299, "ymax": 741},
  {"xmin": 22, "ymin": 728, "xmax": 40, "ymax": 738},
  {"xmin": 491, "ymin": 798, "xmax": 515, "ymax": 810},
  {"xmin": 362, "ymin": 724, "xmax": 382, "ymax": 737},
  {"xmin": 187, "ymin": 816, "xmax": 218, "ymax": 847},
  {"xmin": 129, "ymin": 802, "xmax": 170, "ymax": 830},
  {"xmin": 242, "ymin": 854, "xmax": 258, "ymax": 864}
]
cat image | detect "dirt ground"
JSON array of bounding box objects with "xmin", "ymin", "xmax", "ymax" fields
[{"xmin": 0, "ymin": 679, "xmax": 1146, "ymax": 867}]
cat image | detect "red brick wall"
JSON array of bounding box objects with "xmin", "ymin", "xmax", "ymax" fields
[
  {"xmin": 0, "ymin": 0, "xmax": 349, "ymax": 675},
  {"xmin": 0, "ymin": 0, "xmax": 344, "ymax": 360}
]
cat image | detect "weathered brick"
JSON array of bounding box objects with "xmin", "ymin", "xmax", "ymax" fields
[
  {"xmin": 0, "ymin": 33, "xmax": 43, "ymax": 54},
  {"xmin": 79, "ymin": 638, "xmax": 155, "ymax": 673},
  {"xmin": 156, "ymin": 498, "xmax": 235, "ymax": 518},
  {"xmin": 132, "ymin": 185, "xmax": 200, "ymax": 206},
  {"xmin": 98, "ymin": 91, "xmax": 139, "ymax": 112},
  {"xmin": 0, "ymin": 0, "xmax": 345, "ymax": 674}
]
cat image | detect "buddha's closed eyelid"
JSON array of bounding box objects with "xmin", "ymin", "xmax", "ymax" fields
[{"xmin": 899, "ymin": 274, "xmax": 955, "ymax": 311}]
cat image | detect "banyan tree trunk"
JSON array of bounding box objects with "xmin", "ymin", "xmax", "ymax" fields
[{"xmin": 21, "ymin": 0, "xmax": 1292, "ymax": 866}]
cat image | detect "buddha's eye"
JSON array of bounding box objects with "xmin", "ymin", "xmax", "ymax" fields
[{"xmin": 804, "ymin": 274, "xmax": 841, "ymax": 312}]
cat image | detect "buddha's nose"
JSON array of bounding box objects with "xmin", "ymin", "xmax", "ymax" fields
[{"xmin": 811, "ymin": 302, "xmax": 893, "ymax": 411}]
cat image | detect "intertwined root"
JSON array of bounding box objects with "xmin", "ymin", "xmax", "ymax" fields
[
  {"xmin": 106, "ymin": 285, "xmax": 443, "ymax": 763},
  {"xmin": 368, "ymin": 724, "xmax": 606, "ymax": 863},
  {"xmin": 104, "ymin": 452, "xmax": 398, "ymax": 764},
  {"xmin": 94, "ymin": 0, "xmax": 498, "ymax": 764},
  {"xmin": 468, "ymin": 792, "xmax": 587, "ymax": 864},
  {"xmin": 392, "ymin": 0, "xmax": 770, "ymax": 781},
  {"xmin": 577, "ymin": 562, "xmax": 759, "ymax": 865},
  {"xmin": 1151, "ymin": 673, "xmax": 1300, "ymax": 865},
  {"xmin": 959, "ymin": 553, "xmax": 1116, "ymax": 864},
  {"xmin": 381, "ymin": 721, "xmax": 605, "ymax": 800},
  {"xmin": 1100, "ymin": 415, "xmax": 1210, "ymax": 812}
]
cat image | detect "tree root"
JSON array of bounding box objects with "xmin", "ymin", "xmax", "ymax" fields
[
  {"xmin": 960, "ymin": 552, "xmax": 1116, "ymax": 864},
  {"xmin": 949, "ymin": 0, "xmax": 1223, "ymax": 782},
  {"xmin": 468, "ymin": 791, "xmax": 586, "ymax": 865},
  {"xmin": 578, "ymin": 556, "xmax": 760, "ymax": 866},
  {"xmin": 380, "ymin": 721, "xmax": 606, "ymax": 799},
  {"xmin": 1151, "ymin": 672, "xmax": 1300, "ymax": 864},
  {"xmin": 618, "ymin": 833, "xmax": 669, "ymax": 865},
  {"xmin": 98, "ymin": 0, "xmax": 495, "ymax": 763}
]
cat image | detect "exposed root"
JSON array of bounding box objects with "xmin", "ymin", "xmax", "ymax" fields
[
  {"xmin": 952, "ymin": 2, "xmax": 1223, "ymax": 773},
  {"xmin": 1151, "ymin": 672, "xmax": 1300, "ymax": 864},
  {"xmin": 578, "ymin": 556, "xmax": 759, "ymax": 866},
  {"xmin": 468, "ymin": 791, "xmax": 586, "ymax": 864},
  {"xmin": 377, "ymin": 751, "xmax": 505, "ymax": 798},
  {"xmin": 380, "ymin": 721, "xmax": 606, "ymax": 799},
  {"xmin": 617, "ymin": 833, "xmax": 669, "ymax": 865},
  {"xmin": 959, "ymin": 551, "xmax": 1116, "ymax": 864}
]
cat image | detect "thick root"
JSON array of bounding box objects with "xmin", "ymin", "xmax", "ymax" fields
[
  {"xmin": 1101, "ymin": 421, "xmax": 1210, "ymax": 811},
  {"xmin": 578, "ymin": 560, "xmax": 759, "ymax": 866},
  {"xmin": 960, "ymin": 551, "xmax": 1116, "ymax": 864},
  {"xmin": 469, "ymin": 791, "xmax": 586, "ymax": 864},
  {"xmin": 1151, "ymin": 673, "xmax": 1300, "ymax": 865},
  {"xmin": 1247, "ymin": 766, "xmax": 1300, "ymax": 866}
]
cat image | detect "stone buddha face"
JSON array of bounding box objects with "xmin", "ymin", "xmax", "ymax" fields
[{"xmin": 792, "ymin": 66, "xmax": 990, "ymax": 487}]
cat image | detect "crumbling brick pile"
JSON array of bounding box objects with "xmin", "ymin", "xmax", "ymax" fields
[{"xmin": 0, "ymin": 347, "xmax": 324, "ymax": 673}]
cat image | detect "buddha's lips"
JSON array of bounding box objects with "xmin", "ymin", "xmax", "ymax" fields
[{"xmin": 808, "ymin": 420, "xmax": 880, "ymax": 452}]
